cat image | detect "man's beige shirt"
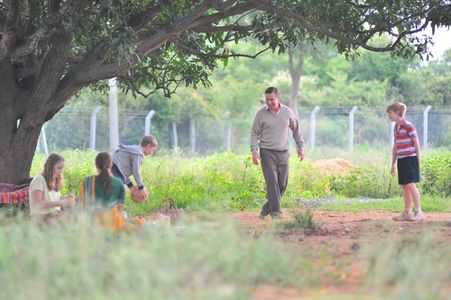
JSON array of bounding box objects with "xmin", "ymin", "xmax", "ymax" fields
[{"xmin": 250, "ymin": 104, "xmax": 304, "ymax": 153}]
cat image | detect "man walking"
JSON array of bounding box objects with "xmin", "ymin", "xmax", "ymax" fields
[{"xmin": 250, "ymin": 87, "xmax": 305, "ymax": 219}]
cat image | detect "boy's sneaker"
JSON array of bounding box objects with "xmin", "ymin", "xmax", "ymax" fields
[
  {"xmin": 413, "ymin": 211, "xmax": 425, "ymax": 222},
  {"xmin": 393, "ymin": 211, "xmax": 414, "ymax": 221}
]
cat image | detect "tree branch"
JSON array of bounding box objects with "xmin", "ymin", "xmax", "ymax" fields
[
  {"xmin": 189, "ymin": 2, "xmax": 256, "ymax": 30},
  {"xmin": 50, "ymin": 2, "xmax": 215, "ymax": 108},
  {"xmin": 127, "ymin": 3, "xmax": 161, "ymax": 34},
  {"xmin": 0, "ymin": 0, "xmax": 20, "ymax": 60},
  {"xmin": 12, "ymin": 27, "xmax": 49, "ymax": 58},
  {"xmin": 250, "ymin": 0, "xmax": 438, "ymax": 52},
  {"xmin": 125, "ymin": 71, "xmax": 176, "ymax": 98},
  {"xmin": 363, "ymin": 1, "xmax": 443, "ymax": 37},
  {"xmin": 31, "ymin": 30, "xmax": 71, "ymax": 106},
  {"xmin": 174, "ymin": 40, "xmax": 270, "ymax": 59},
  {"xmin": 24, "ymin": 0, "xmax": 39, "ymax": 35},
  {"xmin": 47, "ymin": 40, "xmax": 111, "ymax": 109},
  {"xmin": 192, "ymin": 24, "xmax": 253, "ymax": 33},
  {"xmin": 71, "ymin": 1, "xmax": 216, "ymax": 84},
  {"xmin": 126, "ymin": 73, "xmax": 158, "ymax": 98}
]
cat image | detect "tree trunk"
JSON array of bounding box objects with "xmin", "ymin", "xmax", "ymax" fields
[
  {"xmin": 289, "ymin": 75, "xmax": 301, "ymax": 116},
  {"xmin": 0, "ymin": 117, "xmax": 43, "ymax": 184},
  {"xmin": 0, "ymin": 58, "xmax": 42, "ymax": 184},
  {"xmin": 288, "ymin": 44, "xmax": 306, "ymax": 117},
  {"xmin": 0, "ymin": 48, "xmax": 72, "ymax": 184}
]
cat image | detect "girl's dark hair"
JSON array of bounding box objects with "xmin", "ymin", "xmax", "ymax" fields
[
  {"xmin": 42, "ymin": 153, "xmax": 65, "ymax": 191},
  {"xmin": 95, "ymin": 152, "xmax": 113, "ymax": 194}
]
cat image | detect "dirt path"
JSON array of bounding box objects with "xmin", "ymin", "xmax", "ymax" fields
[{"xmin": 229, "ymin": 210, "xmax": 451, "ymax": 299}]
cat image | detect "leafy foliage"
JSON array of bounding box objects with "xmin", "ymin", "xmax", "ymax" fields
[
  {"xmin": 421, "ymin": 151, "xmax": 451, "ymax": 197},
  {"xmin": 30, "ymin": 150, "xmax": 450, "ymax": 216},
  {"xmin": 329, "ymin": 165, "xmax": 399, "ymax": 198}
]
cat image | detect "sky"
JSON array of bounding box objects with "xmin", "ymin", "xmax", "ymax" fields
[{"xmin": 425, "ymin": 26, "xmax": 450, "ymax": 60}]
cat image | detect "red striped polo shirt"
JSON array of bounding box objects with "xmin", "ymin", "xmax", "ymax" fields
[{"xmin": 394, "ymin": 119, "xmax": 418, "ymax": 158}]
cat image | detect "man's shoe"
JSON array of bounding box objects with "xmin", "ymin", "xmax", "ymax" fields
[
  {"xmin": 270, "ymin": 212, "xmax": 283, "ymax": 219},
  {"xmin": 259, "ymin": 209, "xmax": 270, "ymax": 219},
  {"xmin": 393, "ymin": 211, "xmax": 414, "ymax": 221},
  {"xmin": 413, "ymin": 211, "xmax": 425, "ymax": 222}
]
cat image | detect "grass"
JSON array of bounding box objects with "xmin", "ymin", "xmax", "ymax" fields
[
  {"xmin": 3, "ymin": 147, "xmax": 449, "ymax": 299},
  {"xmin": 365, "ymin": 234, "xmax": 451, "ymax": 300},
  {"xmin": 1, "ymin": 212, "xmax": 449, "ymax": 299},
  {"xmin": 28, "ymin": 148, "xmax": 450, "ymax": 216},
  {"xmin": 0, "ymin": 215, "xmax": 316, "ymax": 300},
  {"xmin": 319, "ymin": 195, "xmax": 451, "ymax": 212}
]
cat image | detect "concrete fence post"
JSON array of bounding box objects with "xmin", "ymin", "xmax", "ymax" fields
[
  {"xmin": 390, "ymin": 121, "xmax": 395, "ymax": 146},
  {"xmin": 423, "ymin": 105, "xmax": 432, "ymax": 149},
  {"xmin": 226, "ymin": 120, "xmax": 232, "ymax": 151},
  {"xmin": 309, "ymin": 106, "xmax": 320, "ymax": 148},
  {"xmin": 90, "ymin": 106, "xmax": 102, "ymax": 151},
  {"xmin": 41, "ymin": 126, "xmax": 49, "ymax": 155},
  {"xmin": 144, "ymin": 110, "xmax": 156, "ymax": 135},
  {"xmin": 171, "ymin": 121, "xmax": 178, "ymax": 149},
  {"xmin": 348, "ymin": 106, "xmax": 358, "ymax": 151},
  {"xmin": 108, "ymin": 78, "xmax": 119, "ymax": 152}
]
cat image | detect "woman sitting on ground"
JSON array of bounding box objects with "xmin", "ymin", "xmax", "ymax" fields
[
  {"xmin": 79, "ymin": 152, "xmax": 125, "ymax": 230},
  {"xmin": 29, "ymin": 153, "xmax": 75, "ymax": 222}
]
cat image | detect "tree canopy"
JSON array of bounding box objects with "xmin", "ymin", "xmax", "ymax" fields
[{"xmin": 1, "ymin": 0, "xmax": 450, "ymax": 183}]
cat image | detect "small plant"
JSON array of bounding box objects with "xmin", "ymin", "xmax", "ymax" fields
[
  {"xmin": 29, "ymin": 150, "xmax": 450, "ymax": 216},
  {"xmin": 285, "ymin": 208, "xmax": 321, "ymax": 230}
]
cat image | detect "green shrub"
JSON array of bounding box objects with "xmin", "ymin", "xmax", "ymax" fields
[
  {"xmin": 421, "ymin": 151, "xmax": 451, "ymax": 197},
  {"xmin": 328, "ymin": 165, "xmax": 400, "ymax": 198},
  {"xmin": 29, "ymin": 150, "xmax": 450, "ymax": 216},
  {"xmin": 284, "ymin": 209, "xmax": 321, "ymax": 230}
]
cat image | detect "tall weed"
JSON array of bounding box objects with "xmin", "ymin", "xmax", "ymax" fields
[
  {"xmin": 365, "ymin": 234, "xmax": 451, "ymax": 299},
  {"xmin": 29, "ymin": 149, "xmax": 450, "ymax": 215},
  {"xmin": 0, "ymin": 217, "xmax": 312, "ymax": 299}
]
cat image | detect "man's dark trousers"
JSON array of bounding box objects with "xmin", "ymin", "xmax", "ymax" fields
[{"xmin": 259, "ymin": 148, "xmax": 289, "ymax": 215}]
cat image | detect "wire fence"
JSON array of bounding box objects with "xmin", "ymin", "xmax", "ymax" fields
[{"xmin": 39, "ymin": 105, "xmax": 451, "ymax": 155}]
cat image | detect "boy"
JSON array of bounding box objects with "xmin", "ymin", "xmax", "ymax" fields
[
  {"xmin": 111, "ymin": 135, "xmax": 158, "ymax": 200},
  {"xmin": 387, "ymin": 102, "xmax": 424, "ymax": 222}
]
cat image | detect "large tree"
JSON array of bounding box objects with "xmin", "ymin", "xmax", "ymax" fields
[{"xmin": 0, "ymin": 0, "xmax": 450, "ymax": 184}]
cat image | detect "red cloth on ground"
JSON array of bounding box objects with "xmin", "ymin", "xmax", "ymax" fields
[{"xmin": 0, "ymin": 183, "xmax": 29, "ymax": 205}]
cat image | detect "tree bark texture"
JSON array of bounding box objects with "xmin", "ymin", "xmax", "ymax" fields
[
  {"xmin": 288, "ymin": 44, "xmax": 307, "ymax": 117},
  {"xmin": 0, "ymin": 32, "xmax": 76, "ymax": 184}
]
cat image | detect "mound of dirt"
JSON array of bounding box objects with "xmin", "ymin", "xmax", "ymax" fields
[{"xmin": 313, "ymin": 158, "xmax": 353, "ymax": 175}]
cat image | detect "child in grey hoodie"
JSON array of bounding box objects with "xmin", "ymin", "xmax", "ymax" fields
[{"xmin": 111, "ymin": 135, "xmax": 158, "ymax": 200}]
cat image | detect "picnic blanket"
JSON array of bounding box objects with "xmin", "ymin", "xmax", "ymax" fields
[{"xmin": 0, "ymin": 183, "xmax": 29, "ymax": 208}]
